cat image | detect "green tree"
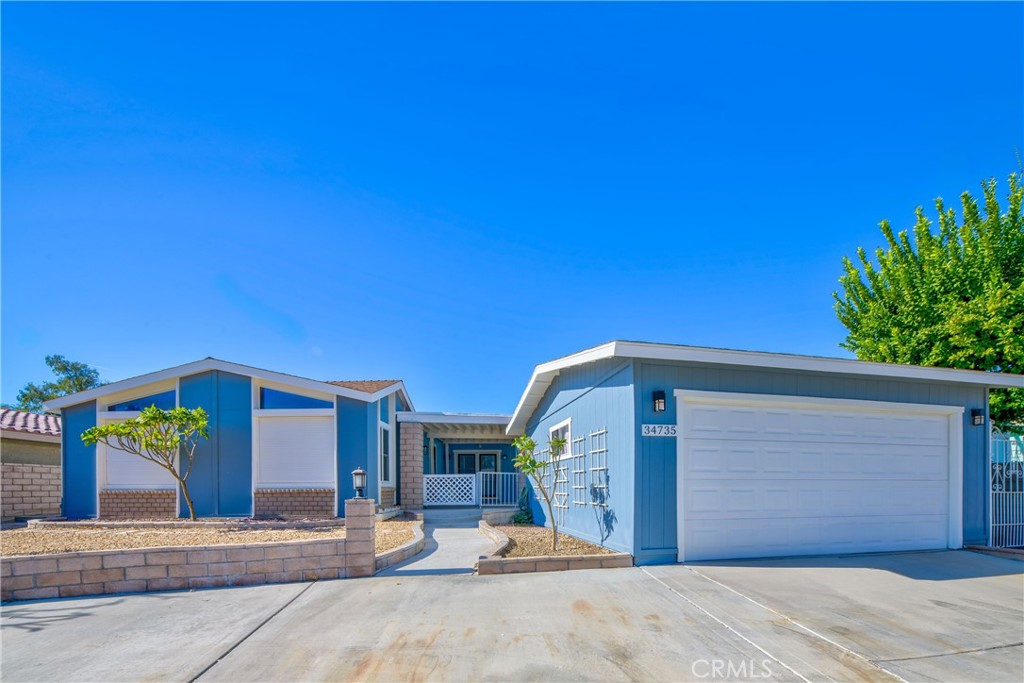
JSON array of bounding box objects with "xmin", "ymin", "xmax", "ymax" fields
[
  {"xmin": 15, "ymin": 355, "xmax": 104, "ymax": 413},
  {"xmin": 82, "ymin": 406, "xmax": 209, "ymax": 520},
  {"xmin": 834, "ymin": 174, "xmax": 1024, "ymax": 431},
  {"xmin": 512, "ymin": 433, "xmax": 567, "ymax": 551}
]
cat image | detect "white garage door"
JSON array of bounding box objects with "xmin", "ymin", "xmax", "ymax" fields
[{"xmin": 676, "ymin": 391, "xmax": 963, "ymax": 562}]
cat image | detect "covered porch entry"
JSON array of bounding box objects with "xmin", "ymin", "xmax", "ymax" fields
[{"xmin": 397, "ymin": 412, "xmax": 522, "ymax": 509}]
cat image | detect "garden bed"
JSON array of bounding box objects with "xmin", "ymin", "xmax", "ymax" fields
[
  {"xmin": 1, "ymin": 519, "xmax": 417, "ymax": 557},
  {"xmin": 495, "ymin": 524, "xmax": 615, "ymax": 558}
]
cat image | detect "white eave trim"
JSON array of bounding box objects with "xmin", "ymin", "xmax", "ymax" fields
[
  {"xmin": 42, "ymin": 358, "xmax": 415, "ymax": 412},
  {"xmin": 506, "ymin": 340, "xmax": 1024, "ymax": 435},
  {"xmin": 397, "ymin": 411, "xmax": 510, "ymax": 426}
]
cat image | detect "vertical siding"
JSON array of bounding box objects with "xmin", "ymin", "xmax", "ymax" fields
[
  {"xmin": 336, "ymin": 397, "xmax": 377, "ymax": 512},
  {"xmin": 61, "ymin": 401, "xmax": 97, "ymax": 518},
  {"xmin": 525, "ymin": 358, "xmax": 636, "ymax": 554},
  {"xmin": 179, "ymin": 371, "xmax": 253, "ymax": 516},
  {"xmin": 635, "ymin": 360, "xmax": 992, "ymax": 563}
]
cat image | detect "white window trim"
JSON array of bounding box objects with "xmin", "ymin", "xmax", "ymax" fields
[
  {"xmin": 379, "ymin": 397, "xmax": 396, "ymax": 488},
  {"xmin": 549, "ymin": 418, "xmax": 572, "ymax": 461}
]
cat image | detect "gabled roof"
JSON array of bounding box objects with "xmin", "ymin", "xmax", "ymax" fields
[
  {"xmin": 506, "ymin": 340, "xmax": 1024, "ymax": 434},
  {"xmin": 326, "ymin": 380, "xmax": 402, "ymax": 394},
  {"xmin": 42, "ymin": 358, "xmax": 414, "ymax": 412},
  {"xmin": 1, "ymin": 409, "xmax": 62, "ymax": 437}
]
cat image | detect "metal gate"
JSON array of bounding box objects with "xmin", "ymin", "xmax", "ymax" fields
[{"xmin": 990, "ymin": 429, "xmax": 1024, "ymax": 548}]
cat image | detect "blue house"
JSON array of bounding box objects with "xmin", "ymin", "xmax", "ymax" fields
[
  {"xmin": 505, "ymin": 341, "xmax": 1024, "ymax": 564},
  {"xmin": 44, "ymin": 359, "xmax": 413, "ymax": 519}
]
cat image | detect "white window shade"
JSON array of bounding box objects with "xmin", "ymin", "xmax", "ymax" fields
[
  {"xmin": 103, "ymin": 442, "xmax": 177, "ymax": 489},
  {"xmin": 257, "ymin": 416, "xmax": 335, "ymax": 487}
]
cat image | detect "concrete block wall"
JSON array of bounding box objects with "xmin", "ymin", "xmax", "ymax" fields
[
  {"xmin": 99, "ymin": 490, "xmax": 176, "ymax": 519},
  {"xmin": 1, "ymin": 498, "xmax": 377, "ymax": 601},
  {"xmin": 1, "ymin": 463, "xmax": 61, "ymax": 519},
  {"xmin": 254, "ymin": 488, "xmax": 335, "ymax": 518},
  {"xmin": 399, "ymin": 422, "xmax": 424, "ymax": 509},
  {"xmin": 379, "ymin": 487, "xmax": 396, "ymax": 509}
]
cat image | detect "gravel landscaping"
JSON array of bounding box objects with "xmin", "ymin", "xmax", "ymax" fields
[
  {"xmin": 0, "ymin": 519, "xmax": 417, "ymax": 556},
  {"xmin": 495, "ymin": 525, "xmax": 614, "ymax": 558}
]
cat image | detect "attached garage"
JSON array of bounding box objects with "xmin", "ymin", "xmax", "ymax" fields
[{"xmin": 676, "ymin": 390, "xmax": 962, "ymax": 561}]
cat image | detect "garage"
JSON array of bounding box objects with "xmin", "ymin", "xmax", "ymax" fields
[{"xmin": 675, "ymin": 390, "xmax": 963, "ymax": 562}]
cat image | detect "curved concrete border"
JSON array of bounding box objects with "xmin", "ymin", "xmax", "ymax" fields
[
  {"xmin": 375, "ymin": 518, "xmax": 426, "ymax": 572},
  {"xmin": 475, "ymin": 520, "xmax": 633, "ymax": 575}
]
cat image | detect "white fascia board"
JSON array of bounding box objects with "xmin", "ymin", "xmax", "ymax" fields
[
  {"xmin": 398, "ymin": 412, "xmax": 511, "ymax": 426},
  {"xmin": 368, "ymin": 382, "xmax": 415, "ymax": 413},
  {"xmin": 505, "ymin": 339, "xmax": 1024, "ymax": 436},
  {"xmin": 42, "ymin": 358, "xmax": 410, "ymax": 412}
]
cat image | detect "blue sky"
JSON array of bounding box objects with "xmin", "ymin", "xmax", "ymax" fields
[{"xmin": 2, "ymin": 2, "xmax": 1022, "ymax": 413}]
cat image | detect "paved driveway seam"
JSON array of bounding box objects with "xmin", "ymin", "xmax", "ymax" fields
[
  {"xmin": 681, "ymin": 565, "xmax": 908, "ymax": 682},
  {"xmin": 639, "ymin": 567, "xmax": 812, "ymax": 683},
  {"xmin": 190, "ymin": 581, "xmax": 317, "ymax": 682},
  {"xmin": 874, "ymin": 642, "xmax": 1024, "ymax": 663}
]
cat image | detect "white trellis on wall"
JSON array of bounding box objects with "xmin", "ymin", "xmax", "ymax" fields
[
  {"xmin": 589, "ymin": 428, "xmax": 609, "ymax": 507},
  {"xmin": 571, "ymin": 435, "xmax": 587, "ymax": 506}
]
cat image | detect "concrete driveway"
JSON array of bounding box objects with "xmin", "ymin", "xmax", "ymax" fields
[{"xmin": 2, "ymin": 550, "xmax": 1021, "ymax": 682}]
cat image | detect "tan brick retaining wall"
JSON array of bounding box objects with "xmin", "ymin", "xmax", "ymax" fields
[
  {"xmin": 475, "ymin": 520, "xmax": 634, "ymax": 575},
  {"xmin": 375, "ymin": 517, "xmax": 425, "ymax": 571},
  {"xmin": 1, "ymin": 463, "xmax": 61, "ymax": 519},
  {"xmin": 254, "ymin": 488, "xmax": 335, "ymax": 517},
  {"xmin": 99, "ymin": 489, "xmax": 176, "ymax": 519},
  {"xmin": 399, "ymin": 421, "xmax": 424, "ymax": 509},
  {"xmin": 379, "ymin": 487, "xmax": 396, "ymax": 509},
  {"xmin": 1, "ymin": 498, "xmax": 376, "ymax": 602}
]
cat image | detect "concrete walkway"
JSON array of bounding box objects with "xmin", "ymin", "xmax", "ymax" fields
[{"xmin": 377, "ymin": 510, "xmax": 497, "ymax": 577}]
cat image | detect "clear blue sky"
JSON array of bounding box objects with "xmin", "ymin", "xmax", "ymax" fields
[{"xmin": 2, "ymin": 2, "xmax": 1022, "ymax": 413}]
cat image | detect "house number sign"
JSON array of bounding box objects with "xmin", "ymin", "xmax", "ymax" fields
[{"xmin": 641, "ymin": 424, "xmax": 677, "ymax": 437}]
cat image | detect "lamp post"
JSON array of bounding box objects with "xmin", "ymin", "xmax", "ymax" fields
[{"xmin": 352, "ymin": 467, "xmax": 367, "ymax": 498}]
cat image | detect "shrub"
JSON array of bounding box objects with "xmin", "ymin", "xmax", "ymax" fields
[{"xmin": 511, "ymin": 509, "xmax": 533, "ymax": 525}]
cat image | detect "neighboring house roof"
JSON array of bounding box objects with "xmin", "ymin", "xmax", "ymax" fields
[
  {"xmin": 0, "ymin": 408, "xmax": 62, "ymax": 441},
  {"xmin": 41, "ymin": 358, "xmax": 414, "ymax": 412},
  {"xmin": 507, "ymin": 340, "xmax": 1024, "ymax": 435},
  {"xmin": 326, "ymin": 380, "xmax": 402, "ymax": 394}
]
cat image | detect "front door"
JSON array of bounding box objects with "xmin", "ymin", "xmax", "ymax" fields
[
  {"xmin": 479, "ymin": 454, "xmax": 498, "ymax": 503},
  {"xmin": 457, "ymin": 453, "xmax": 477, "ymax": 474}
]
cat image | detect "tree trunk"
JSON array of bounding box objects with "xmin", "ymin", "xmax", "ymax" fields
[{"xmin": 178, "ymin": 479, "xmax": 197, "ymax": 520}]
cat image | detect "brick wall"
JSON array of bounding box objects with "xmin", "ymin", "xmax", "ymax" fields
[
  {"xmin": 399, "ymin": 422, "xmax": 424, "ymax": 509},
  {"xmin": 1, "ymin": 498, "xmax": 377, "ymax": 601},
  {"xmin": 99, "ymin": 490, "xmax": 177, "ymax": 519},
  {"xmin": 379, "ymin": 487, "xmax": 396, "ymax": 509},
  {"xmin": 254, "ymin": 488, "xmax": 335, "ymax": 518},
  {"xmin": 2, "ymin": 464, "xmax": 61, "ymax": 519}
]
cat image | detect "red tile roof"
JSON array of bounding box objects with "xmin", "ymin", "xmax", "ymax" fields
[
  {"xmin": 1, "ymin": 409, "xmax": 62, "ymax": 437},
  {"xmin": 324, "ymin": 380, "xmax": 401, "ymax": 394}
]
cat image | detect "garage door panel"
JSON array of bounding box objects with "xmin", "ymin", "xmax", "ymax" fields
[
  {"xmin": 685, "ymin": 439, "xmax": 948, "ymax": 481},
  {"xmin": 678, "ymin": 395, "xmax": 957, "ymax": 561}
]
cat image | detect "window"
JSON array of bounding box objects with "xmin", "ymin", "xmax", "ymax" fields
[
  {"xmin": 380, "ymin": 425, "xmax": 391, "ymax": 484},
  {"xmin": 259, "ymin": 387, "xmax": 332, "ymax": 410},
  {"xmin": 549, "ymin": 419, "xmax": 571, "ymax": 460},
  {"xmin": 107, "ymin": 390, "xmax": 176, "ymax": 412}
]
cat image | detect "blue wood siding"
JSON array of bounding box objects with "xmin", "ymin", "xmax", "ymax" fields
[
  {"xmin": 525, "ymin": 358, "xmax": 636, "ymax": 554},
  {"xmin": 336, "ymin": 396, "xmax": 378, "ymax": 512},
  {"xmin": 61, "ymin": 401, "xmax": 97, "ymax": 518},
  {"xmin": 179, "ymin": 371, "xmax": 253, "ymax": 517},
  {"xmin": 634, "ymin": 360, "xmax": 991, "ymax": 563}
]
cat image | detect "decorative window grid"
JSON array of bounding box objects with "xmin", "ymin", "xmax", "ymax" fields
[
  {"xmin": 589, "ymin": 428, "xmax": 609, "ymax": 507},
  {"xmin": 571, "ymin": 435, "xmax": 587, "ymax": 506},
  {"xmin": 553, "ymin": 462, "xmax": 569, "ymax": 526}
]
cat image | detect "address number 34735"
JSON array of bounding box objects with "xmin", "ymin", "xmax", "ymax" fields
[{"xmin": 641, "ymin": 424, "xmax": 677, "ymax": 437}]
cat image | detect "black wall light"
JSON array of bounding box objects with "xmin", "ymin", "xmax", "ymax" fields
[
  {"xmin": 970, "ymin": 409, "xmax": 985, "ymax": 426},
  {"xmin": 653, "ymin": 390, "xmax": 666, "ymax": 413}
]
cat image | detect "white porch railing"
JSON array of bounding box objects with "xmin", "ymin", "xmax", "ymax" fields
[
  {"xmin": 991, "ymin": 429, "xmax": 1024, "ymax": 548},
  {"xmin": 423, "ymin": 472, "xmax": 523, "ymax": 507}
]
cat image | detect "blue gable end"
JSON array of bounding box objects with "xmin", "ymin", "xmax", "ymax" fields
[
  {"xmin": 61, "ymin": 401, "xmax": 97, "ymax": 518},
  {"xmin": 337, "ymin": 396, "xmax": 379, "ymax": 512}
]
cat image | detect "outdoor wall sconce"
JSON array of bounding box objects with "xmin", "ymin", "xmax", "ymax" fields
[
  {"xmin": 352, "ymin": 467, "xmax": 367, "ymax": 498},
  {"xmin": 970, "ymin": 409, "xmax": 985, "ymax": 426},
  {"xmin": 653, "ymin": 390, "xmax": 666, "ymax": 413}
]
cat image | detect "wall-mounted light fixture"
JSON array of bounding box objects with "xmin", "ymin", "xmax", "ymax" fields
[
  {"xmin": 970, "ymin": 409, "xmax": 985, "ymax": 426},
  {"xmin": 352, "ymin": 467, "xmax": 367, "ymax": 498},
  {"xmin": 653, "ymin": 390, "xmax": 666, "ymax": 413}
]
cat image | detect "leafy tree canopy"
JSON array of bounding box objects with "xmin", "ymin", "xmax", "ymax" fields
[
  {"xmin": 834, "ymin": 174, "xmax": 1024, "ymax": 431},
  {"xmin": 15, "ymin": 355, "xmax": 104, "ymax": 413}
]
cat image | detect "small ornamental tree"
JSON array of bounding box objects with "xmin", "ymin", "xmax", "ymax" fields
[
  {"xmin": 512, "ymin": 433, "xmax": 567, "ymax": 551},
  {"xmin": 82, "ymin": 406, "xmax": 209, "ymax": 520}
]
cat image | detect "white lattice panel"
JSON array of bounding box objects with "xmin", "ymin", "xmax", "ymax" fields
[
  {"xmin": 553, "ymin": 463, "xmax": 569, "ymax": 526},
  {"xmin": 423, "ymin": 474, "xmax": 476, "ymax": 506},
  {"xmin": 572, "ymin": 435, "xmax": 587, "ymax": 506},
  {"xmin": 590, "ymin": 428, "xmax": 609, "ymax": 507}
]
